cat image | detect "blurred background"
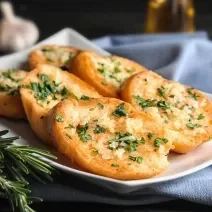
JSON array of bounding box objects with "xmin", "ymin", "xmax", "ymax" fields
[{"xmin": 5, "ymin": 0, "xmax": 212, "ymax": 42}]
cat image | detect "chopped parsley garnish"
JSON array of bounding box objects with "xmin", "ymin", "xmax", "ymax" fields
[
  {"xmin": 157, "ymin": 100, "xmax": 170, "ymax": 110},
  {"xmin": 197, "ymin": 113, "xmax": 205, "ymax": 120},
  {"xmin": 129, "ymin": 156, "xmax": 143, "ymax": 164},
  {"xmin": 61, "ymin": 87, "xmax": 70, "ymax": 97},
  {"xmin": 187, "ymin": 87, "xmax": 199, "ymax": 100},
  {"xmin": 109, "ymin": 74, "xmax": 121, "ymax": 83},
  {"xmin": 186, "ymin": 122, "xmax": 201, "ymax": 130},
  {"xmin": 65, "ymin": 124, "xmax": 74, "ymax": 129},
  {"xmin": 174, "ymin": 101, "xmax": 180, "ymax": 107},
  {"xmin": 101, "ymin": 81, "xmax": 108, "ymax": 85},
  {"xmin": 97, "ymin": 103, "xmax": 104, "ymax": 109},
  {"xmin": 111, "ymin": 163, "xmax": 119, "ymax": 167},
  {"xmin": 38, "ymin": 74, "xmax": 50, "ymax": 82},
  {"xmin": 54, "ymin": 114, "xmax": 64, "ymax": 122},
  {"xmin": 108, "ymin": 132, "xmax": 143, "ymax": 152},
  {"xmin": 97, "ymin": 63, "xmax": 105, "ymax": 76},
  {"xmin": 147, "ymin": 132, "xmax": 154, "ymax": 139},
  {"xmin": 135, "ymin": 95, "xmax": 157, "ymax": 108},
  {"xmin": 125, "ymin": 68, "xmax": 135, "ymax": 73},
  {"xmin": 76, "ymin": 123, "xmax": 92, "ymax": 142},
  {"xmin": 92, "ymin": 149, "xmax": 99, "ymax": 155},
  {"xmin": 65, "ymin": 133, "xmax": 72, "ymax": 139},
  {"xmin": 112, "ymin": 103, "xmax": 127, "ymax": 117},
  {"xmin": 139, "ymin": 137, "xmax": 146, "ymax": 144},
  {"xmin": 80, "ymin": 95, "xmax": 92, "ymax": 100},
  {"xmin": 41, "ymin": 48, "xmax": 51, "ymax": 53},
  {"xmin": 135, "ymin": 96, "xmax": 170, "ymax": 110},
  {"xmin": 2, "ymin": 69, "xmax": 19, "ymax": 82},
  {"xmin": 94, "ymin": 125, "xmax": 106, "ymax": 134},
  {"xmin": 157, "ymin": 86, "xmax": 167, "ymax": 98},
  {"xmin": 154, "ymin": 137, "xmax": 168, "ymax": 147},
  {"xmin": 0, "ymin": 83, "xmax": 19, "ymax": 96},
  {"xmin": 27, "ymin": 74, "xmax": 71, "ymax": 102}
]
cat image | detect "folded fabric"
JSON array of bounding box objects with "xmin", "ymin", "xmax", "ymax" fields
[
  {"xmin": 31, "ymin": 31, "xmax": 212, "ymax": 206},
  {"xmin": 94, "ymin": 31, "xmax": 211, "ymax": 93}
]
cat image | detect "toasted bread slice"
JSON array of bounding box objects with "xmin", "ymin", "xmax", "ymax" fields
[
  {"xmin": 20, "ymin": 64, "xmax": 100, "ymax": 145},
  {"xmin": 70, "ymin": 51, "xmax": 148, "ymax": 98},
  {"xmin": 48, "ymin": 97, "xmax": 172, "ymax": 180},
  {"xmin": 29, "ymin": 45, "xmax": 81, "ymax": 70},
  {"xmin": 121, "ymin": 71, "xmax": 212, "ymax": 153},
  {"xmin": 0, "ymin": 69, "xmax": 27, "ymax": 119}
]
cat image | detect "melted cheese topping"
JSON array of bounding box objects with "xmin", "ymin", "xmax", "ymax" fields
[
  {"xmin": 93, "ymin": 56, "xmax": 140, "ymax": 87},
  {"xmin": 0, "ymin": 69, "xmax": 27, "ymax": 96}
]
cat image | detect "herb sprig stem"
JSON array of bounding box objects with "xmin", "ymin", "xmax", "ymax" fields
[{"xmin": 0, "ymin": 130, "xmax": 57, "ymax": 212}]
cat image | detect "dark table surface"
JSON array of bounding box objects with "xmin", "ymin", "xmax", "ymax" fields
[{"xmin": 1, "ymin": 0, "xmax": 212, "ymax": 211}]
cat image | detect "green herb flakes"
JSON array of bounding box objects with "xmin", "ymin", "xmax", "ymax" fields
[
  {"xmin": 80, "ymin": 95, "xmax": 92, "ymax": 100},
  {"xmin": 138, "ymin": 137, "xmax": 146, "ymax": 144},
  {"xmin": 187, "ymin": 87, "xmax": 199, "ymax": 100},
  {"xmin": 65, "ymin": 133, "xmax": 72, "ymax": 139},
  {"xmin": 129, "ymin": 156, "xmax": 143, "ymax": 164},
  {"xmin": 157, "ymin": 100, "xmax": 170, "ymax": 110},
  {"xmin": 125, "ymin": 68, "xmax": 135, "ymax": 73},
  {"xmin": 197, "ymin": 113, "xmax": 205, "ymax": 120},
  {"xmin": 154, "ymin": 137, "xmax": 168, "ymax": 147},
  {"xmin": 92, "ymin": 150, "xmax": 99, "ymax": 155},
  {"xmin": 147, "ymin": 132, "xmax": 154, "ymax": 139},
  {"xmin": 111, "ymin": 163, "xmax": 119, "ymax": 167},
  {"xmin": 108, "ymin": 132, "xmax": 141, "ymax": 152},
  {"xmin": 186, "ymin": 122, "xmax": 201, "ymax": 130},
  {"xmin": 135, "ymin": 95, "xmax": 157, "ymax": 108},
  {"xmin": 112, "ymin": 103, "xmax": 127, "ymax": 117},
  {"xmin": 2, "ymin": 69, "xmax": 19, "ymax": 82},
  {"xmin": 97, "ymin": 103, "xmax": 104, "ymax": 109},
  {"xmin": 157, "ymin": 86, "xmax": 167, "ymax": 98},
  {"xmin": 94, "ymin": 125, "xmax": 106, "ymax": 134},
  {"xmin": 76, "ymin": 123, "xmax": 92, "ymax": 142},
  {"xmin": 65, "ymin": 124, "xmax": 75, "ymax": 129},
  {"xmin": 101, "ymin": 81, "xmax": 108, "ymax": 85},
  {"xmin": 54, "ymin": 114, "xmax": 64, "ymax": 122},
  {"xmin": 61, "ymin": 87, "xmax": 70, "ymax": 97}
]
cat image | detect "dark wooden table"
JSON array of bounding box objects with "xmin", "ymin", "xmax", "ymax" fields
[{"xmin": 1, "ymin": 0, "xmax": 212, "ymax": 211}]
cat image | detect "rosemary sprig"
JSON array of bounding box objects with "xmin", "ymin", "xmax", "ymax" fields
[{"xmin": 0, "ymin": 130, "xmax": 57, "ymax": 212}]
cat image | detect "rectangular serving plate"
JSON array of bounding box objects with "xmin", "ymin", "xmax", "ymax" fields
[{"xmin": 0, "ymin": 28, "xmax": 212, "ymax": 194}]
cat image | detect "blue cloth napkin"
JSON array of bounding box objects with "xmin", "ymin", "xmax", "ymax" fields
[
  {"xmin": 32, "ymin": 31, "xmax": 212, "ymax": 206},
  {"xmin": 91, "ymin": 31, "xmax": 212, "ymax": 205},
  {"xmin": 93, "ymin": 31, "xmax": 212, "ymax": 94}
]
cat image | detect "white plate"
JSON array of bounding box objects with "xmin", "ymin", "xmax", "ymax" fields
[{"xmin": 0, "ymin": 28, "xmax": 212, "ymax": 194}]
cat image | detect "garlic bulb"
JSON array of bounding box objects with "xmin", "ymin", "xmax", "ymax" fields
[{"xmin": 0, "ymin": 1, "xmax": 39, "ymax": 52}]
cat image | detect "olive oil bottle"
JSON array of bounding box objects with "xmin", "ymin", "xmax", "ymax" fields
[{"xmin": 145, "ymin": 0, "xmax": 195, "ymax": 33}]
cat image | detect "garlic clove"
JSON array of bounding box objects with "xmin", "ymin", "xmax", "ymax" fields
[{"xmin": 0, "ymin": 1, "xmax": 39, "ymax": 52}]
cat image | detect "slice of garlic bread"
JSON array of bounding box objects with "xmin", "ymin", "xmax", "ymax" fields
[
  {"xmin": 29, "ymin": 45, "xmax": 80, "ymax": 70},
  {"xmin": 121, "ymin": 71, "xmax": 212, "ymax": 153},
  {"xmin": 48, "ymin": 97, "xmax": 172, "ymax": 180},
  {"xmin": 20, "ymin": 64, "xmax": 100, "ymax": 145},
  {"xmin": 70, "ymin": 51, "xmax": 148, "ymax": 98},
  {"xmin": 0, "ymin": 69, "xmax": 27, "ymax": 119}
]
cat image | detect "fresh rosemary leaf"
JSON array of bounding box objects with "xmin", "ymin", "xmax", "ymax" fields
[
  {"xmin": 0, "ymin": 129, "xmax": 57, "ymax": 212},
  {"xmin": 0, "ymin": 130, "xmax": 9, "ymax": 136}
]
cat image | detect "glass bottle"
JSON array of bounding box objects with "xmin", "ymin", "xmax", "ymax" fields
[{"xmin": 145, "ymin": 0, "xmax": 195, "ymax": 33}]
